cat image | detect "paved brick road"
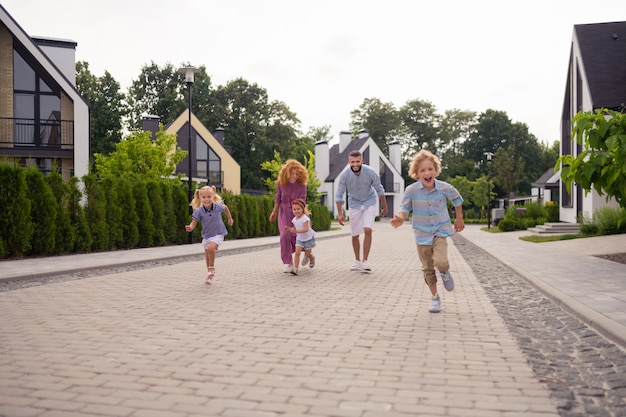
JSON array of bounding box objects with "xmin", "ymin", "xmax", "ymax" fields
[{"xmin": 0, "ymin": 224, "xmax": 568, "ymax": 417}]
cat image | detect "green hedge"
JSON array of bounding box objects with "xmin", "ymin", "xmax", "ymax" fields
[{"xmin": 0, "ymin": 164, "xmax": 332, "ymax": 259}]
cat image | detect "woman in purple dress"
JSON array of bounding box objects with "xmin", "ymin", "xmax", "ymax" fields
[{"xmin": 269, "ymin": 160, "xmax": 308, "ymax": 272}]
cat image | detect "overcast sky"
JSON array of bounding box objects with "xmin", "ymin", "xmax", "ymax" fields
[{"xmin": 3, "ymin": 0, "xmax": 622, "ymax": 145}]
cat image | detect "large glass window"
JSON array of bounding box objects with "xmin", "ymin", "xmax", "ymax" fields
[
  {"xmin": 13, "ymin": 49, "xmax": 61, "ymax": 147},
  {"xmin": 196, "ymin": 134, "xmax": 222, "ymax": 185}
]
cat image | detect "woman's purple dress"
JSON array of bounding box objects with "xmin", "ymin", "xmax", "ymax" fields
[{"xmin": 275, "ymin": 182, "xmax": 307, "ymax": 265}]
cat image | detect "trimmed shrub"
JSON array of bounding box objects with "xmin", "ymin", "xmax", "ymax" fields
[
  {"xmin": 0, "ymin": 164, "xmax": 32, "ymax": 257},
  {"xmin": 24, "ymin": 167, "xmax": 57, "ymax": 256}
]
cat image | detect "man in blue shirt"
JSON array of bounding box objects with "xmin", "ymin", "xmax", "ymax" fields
[{"xmin": 335, "ymin": 150, "xmax": 388, "ymax": 272}]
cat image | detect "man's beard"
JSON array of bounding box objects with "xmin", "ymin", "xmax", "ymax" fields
[{"xmin": 351, "ymin": 166, "xmax": 362, "ymax": 173}]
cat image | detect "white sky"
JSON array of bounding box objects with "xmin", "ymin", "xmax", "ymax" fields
[{"xmin": 3, "ymin": 0, "xmax": 622, "ymax": 145}]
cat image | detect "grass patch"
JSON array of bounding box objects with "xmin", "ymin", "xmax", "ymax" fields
[
  {"xmin": 480, "ymin": 226, "xmax": 502, "ymax": 233},
  {"xmin": 520, "ymin": 233, "xmax": 586, "ymax": 243}
]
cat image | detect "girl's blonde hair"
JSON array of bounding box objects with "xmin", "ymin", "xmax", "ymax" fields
[
  {"xmin": 291, "ymin": 198, "xmax": 311, "ymax": 216},
  {"xmin": 277, "ymin": 159, "xmax": 308, "ymax": 186},
  {"xmin": 408, "ymin": 149, "xmax": 442, "ymax": 180},
  {"xmin": 190, "ymin": 185, "xmax": 223, "ymax": 209}
]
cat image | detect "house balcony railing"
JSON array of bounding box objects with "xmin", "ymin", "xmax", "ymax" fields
[
  {"xmin": 206, "ymin": 170, "xmax": 224, "ymax": 188},
  {"xmin": 0, "ymin": 117, "xmax": 74, "ymax": 149}
]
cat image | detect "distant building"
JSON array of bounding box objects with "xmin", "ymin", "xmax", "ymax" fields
[
  {"xmin": 142, "ymin": 112, "xmax": 241, "ymax": 194},
  {"xmin": 0, "ymin": 4, "xmax": 89, "ymax": 180},
  {"xmin": 315, "ymin": 129, "xmax": 404, "ymax": 218},
  {"xmin": 558, "ymin": 21, "xmax": 626, "ymax": 222}
]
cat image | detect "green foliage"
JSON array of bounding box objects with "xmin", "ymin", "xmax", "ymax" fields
[
  {"xmin": 172, "ymin": 184, "xmax": 191, "ymax": 244},
  {"xmin": 134, "ymin": 182, "xmax": 155, "ymax": 248},
  {"xmin": 126, "ymin": 61, "xmax": 187, "ymax": 130},
  {"xmin": 148, "ymin": 181, "xmax": 167, "ymax": 246},
  {"xmin": 76, "ymin": 61, "xmax": 127, "ymax": 159},
  {"xmin": 587, "ymin": 206, "xmax": 626, "ymax": 235},
  {"xmin": 557, "ymin": 109, "xmax": 626, "ymax": 209},
  {"xmin": 84, "ymin": 174, "xmax": 109, "ymax": 251},
  {"xmin": 544, "ymin": 202, "xmax": 560, "ymax": 222},
  {"xmin": 496, "ymin": 202, "xmax": 559, "ymax": 232},
  {"xmin": 448, "ymin": 176, "xmax": 473, "ymax": 208},
  {"xmin": 94, "ymin": 128, "xmax": 186, "ymax": 181},
  {"xmin": 310, "ymin": 204, "xmax": 332, "ymax": 231},
  {"xmin": 23, "ymin": 167, "xmax": 58, "ymax": 256},
  {"xmin": 0, "ymin": 164, "xmax": 32, "ymax": 256},
  {"xmin": 115, "ymin": 180, "xmax": 139, "ymax": 249},
  {"xmin": 47, "ymin": 171, "xmax": 76, "ymax": 254},
  {"xmin": 351, "ymin": 98, "xmax": 402, "ymax": 156},
  {"xmin": 68, "ymin": 176, "xmax": 92, "ymax": 253}
]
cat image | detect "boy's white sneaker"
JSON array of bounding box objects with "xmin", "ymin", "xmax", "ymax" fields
[
  {"xmin": 361, "ymin": 261, "xmax": 371, "ymax": 272},
  {"xmin": 441, "ymin": 271, "xmax": 454, "ymax": 291},
  {"xmin": 350, "ymin": 261, "xmax": 362, "ymax": 271},
  {"xmin": 429, "ymin": 296, "xmax": 441, "ymax": 313}
]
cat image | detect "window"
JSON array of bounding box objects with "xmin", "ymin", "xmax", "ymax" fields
[
  {"xmin": 196, "ymin": 134, "xmax": 222, "ymax": 185},
  {"xmin": 13, "ymin": 49, "xmax": 61, "ymax": 147},
  {"xmin": 18, "ymin": 157, "xmax": 61, "ymax": 175}
]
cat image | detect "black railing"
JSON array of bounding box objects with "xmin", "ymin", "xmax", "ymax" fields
[{"xmin": 0, "ymin": 117, "xmax": 74, "ymax": 148}]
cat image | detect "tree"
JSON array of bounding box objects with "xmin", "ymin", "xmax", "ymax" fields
[
  {"xmin": 438, "ymin": 109, "xmax": 477, "ymax": 180},
  {"xmin": 214, "ymin": 78, "xmax": 301, "ymax": 190},
  {"xmin": 399, "ymin": 99, "xmax": 441, "ymax": 156},
  {"xmin": 76, "ymin": 61, "xmax": 127, "ymax": 159},
  {"xmin": 93, "ymin": 127, "xmax": 187, "ymax": 181},
  {"xmin": 492, "ymin": 145, "xmax": 525, "ymax": 198},
  {"xmin": 350, "ymin": 98, "xmax": 401, "ymax": 155},
  {"xmin": 126, "ymin": 61, "xmax": 186, "ymax": 130},
  {"xmin": 557, "ymin": 109, "xmax": 626, "ymax": 209}
]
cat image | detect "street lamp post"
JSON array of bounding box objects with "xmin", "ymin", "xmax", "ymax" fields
[
  {"xmin": 484, "ymin": 152, "xmax": 494, "ymax": 229},
  {"xmin": 179, "ymin": 66, "xmax": 198, "ymax": 244}
]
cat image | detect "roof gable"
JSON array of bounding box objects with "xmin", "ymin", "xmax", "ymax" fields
[
  {"xmin": 327, "ymin": 137, "xmax": 368, "ymax": 181},
  {"xmin": 0, "ymin": 4, "xmax": 88, "ymax": 108},
  {"xmin": 167, "ymin": 110, "xmax": 239, "ymax": 168},
  {"xmin": 575, "ymin": 21, "xmax": 626, "ymax": 109}
]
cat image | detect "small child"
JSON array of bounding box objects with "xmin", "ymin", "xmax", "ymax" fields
[
  {"xmin": 390, "ymin": 150, "xmax": 464, "ymax": 313},
  {"xmin": 185, "ymin": 186, "xmax": 234, "ymax": 285},
  {"xmin": 283, "ymin": 199, "xmax": 316, "ymax": 275}
]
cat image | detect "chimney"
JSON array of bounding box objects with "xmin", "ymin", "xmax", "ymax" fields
[
  {"xmin": 358, "ymin": 129, "xmax": 369, "ymax": 140},
  {"xmin": 389, "ymin": 140, "xmax": 401, "ymax": 172},
  {"xmin": 213, "ymin": 127, "xmax": 225, "ymax": 145},
  {"xmin": 315, "ymin": 140, "xmax": 329, "ymax": 182},
  {"xmin": 339, "ymin": 130, "xmax": 352, "ymax": 153},
  {"xmin": 142, "ymin": 115, "xmax": 160, "ymax": 140}
]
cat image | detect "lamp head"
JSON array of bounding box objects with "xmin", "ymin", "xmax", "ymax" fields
[{"xmin": 178, "ymin": 66, "xmax": 198, "ymax": 84}]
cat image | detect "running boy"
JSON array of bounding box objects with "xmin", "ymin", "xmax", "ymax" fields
[
  {"xmin": 390, "ymin": 150, "xmax": 464, "ymax": 313},
  {"xmin": 185, "ymin": 186, "xmax": 234, "ymax": 285},
  {"xmin": 283, "ymin": 199, "xmax": 316, "ymax": 276}
]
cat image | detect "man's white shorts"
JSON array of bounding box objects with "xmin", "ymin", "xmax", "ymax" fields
[{"xmin": 348, "ymin": 205, "xmax": 377, "ymax": 236}]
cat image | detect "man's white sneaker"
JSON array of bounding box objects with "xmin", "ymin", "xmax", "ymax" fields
[
  {"xmin": 361, "ymin": 261, "xmax": 371, "ymax": 272},
  {"xmin": 284, "ymin": 263, "xmax": 294, "ymax": 273},
  {"xmin": 350, "ymin": 261, "xmax": 362, "ymax": 271}
]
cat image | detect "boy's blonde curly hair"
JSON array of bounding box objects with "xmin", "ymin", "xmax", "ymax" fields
[{"xmin": 408, "ymin": 150, "xmax": 442, "ymax": 180}]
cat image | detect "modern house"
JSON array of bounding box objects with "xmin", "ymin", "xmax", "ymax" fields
[
  {"xmin": 0, "ymin": 4, "xmax": 89, "ymax": 180},
  {"xmin": 143, "ymin": 111, "xmax": 241, "ymax": 194},
  {"xmin": 315, "ymin": 129, "xmax": 404, "ymax": 219},
  {"xmin": 531, "ymin": 167, "xmax": 559, "ymax": 205},
  {"xmin": 558, "ymin": 21, "xmax": 626, "ymax": 223}
]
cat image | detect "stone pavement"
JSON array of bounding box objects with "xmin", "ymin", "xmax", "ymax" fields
[
  {"xmin": 459, "ymin": 225, "xmax": 626, "ymax": 349},
  {"xmin": 0, "ymin": 222, "xmax": 624, "ymax": 417}
]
